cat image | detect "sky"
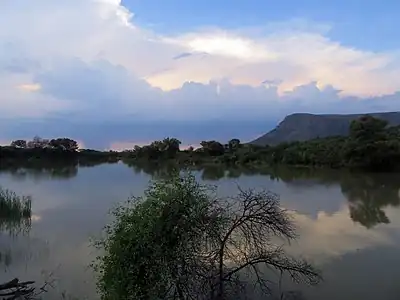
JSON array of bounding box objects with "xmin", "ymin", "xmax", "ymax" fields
[{"xmin": 1, "ymin": 0, "xmax": 400, "ymax": 149}]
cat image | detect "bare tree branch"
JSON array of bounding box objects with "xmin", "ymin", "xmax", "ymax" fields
[{"xmin": 94, "ymin": 173, "xmax": 322, "ymax": 300}]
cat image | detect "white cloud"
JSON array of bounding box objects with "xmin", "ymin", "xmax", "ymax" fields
[
  {"xmin": 287, "ymin": 205, "xmax": 400, "ymax": 265},
  {"xmin": 0, "ymin": 0, "xmax": 400, "ymax": 123},
  {"xmin": 162, "ymin": 30, "xmax": 400, "ymax": 96},
  {"xmin": 163, "ymin": 31, "xmax": 277, "ymax": 62}
]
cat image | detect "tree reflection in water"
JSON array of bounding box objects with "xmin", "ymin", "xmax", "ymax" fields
[
  {"xmin": 128, "ymin": 163, "xmax": 400, "ymax": 229},
  {"xmin": 264, "ymin": 168, "xmax": 400, "ymax": 229},
  {"xmin": 340, "ymin": 173, "xmax": 400, "ymax": 228},
  {"xmin": 0, "ymin": 163, "xmax": 78, "ymax": 180},
  {"xmin": 0, "ymin": 158, "xmax": 119, "ymax": 181}
]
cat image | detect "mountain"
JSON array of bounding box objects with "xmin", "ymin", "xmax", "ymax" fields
[{"xmin": 250, "ymin": 111, "xmax": 400, "ymax": 146}]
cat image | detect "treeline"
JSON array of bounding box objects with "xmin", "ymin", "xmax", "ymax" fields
[
  {"xmin": 0, "ymin": 136, "xmax": 120, "ymax": 167},
  {"xmin": 123, "ymin": 115, "xmax": 400, "ymax": 171},
  {"xmin": 261, "ymin": 115, "xmax": 400, "ymax": 170},
  {"xmin": 8, "ymin": 136, "xmax": 79, "ymax": 151},
  {"xmin": 2, "ymin": 115, "xmax": 400, "ymax": 171}
]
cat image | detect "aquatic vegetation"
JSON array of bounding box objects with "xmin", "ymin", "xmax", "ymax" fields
[{"xmin": 0, "ymin": 187, "xmax": 32, "ymax": 236}]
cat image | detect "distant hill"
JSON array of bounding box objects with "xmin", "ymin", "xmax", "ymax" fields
[{"xmin": 250, "ymin": 111, "xmax": 400, "ymax": 146}]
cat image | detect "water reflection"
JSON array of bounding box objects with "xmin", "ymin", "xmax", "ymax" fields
[
  {"xmin": 0, "ymin": 163, "xmax": 399, "ymax": 299},
  {"xmin": 0, "ymin": 250, "xmax": 12, "ymax": 268},
  {"xmin": 126, "ymin": 163, "xmax": 400, "ymax": 229},
  {"xmin": 0, "ymin": 160, "xmax": 119, "ymax": 181},
  {"xmin": 0, "ymin": 162, "xmax": 78, "ymax": 180},
  {"xmin": 3, "ymin": 161, "xmax": 400, "ymax": 230},
  {"xmin": 269, "ymin": 168, "xmax": 400, "ymax": 229},
  {"xmin": 340, "ymin": 174, "xmax": 400, "ymax": 228}
]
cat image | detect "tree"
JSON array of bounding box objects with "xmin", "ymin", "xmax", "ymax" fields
[
  {"xmin": 93, "ymin": 172, "xmax": 321, "ymax": 300},
  {"xmin": 142, "ymin": 144, "xmax": 162, "ymax": 160},
  {"xmin": 163, "ymin": 138, "xmax": 181, "ymax": 152},
  {"xmin": 346, "ymin": 116, "xmax": 400, "ymax": 170},
  {"xmin": 27, "ymin": 136, "xmax": 49, "ymax": 149},
  {"xmin": 227, "ymin": 139, "xmax": 241, "ymax": 151},
  {"xmin": 132, "ymin": 138, "xmax": 182, "ymax": 160},
  {"xmin": 200, "ymin": 141, "xmax": 225, "ymax": 156},
  {"xmin": 161, "ymin": 138, "xmax": 181, "ymax": 158},
  {"xmin": 349, "ymin": 115, "xmax": 388, "ymax": 142},
  {"xmin": 10, "ymin": 140, "xmax": 27, "ymax": 148},
  {"xmin": 49, "ymin": 138, "xmax": 79, "ymax": 151}
]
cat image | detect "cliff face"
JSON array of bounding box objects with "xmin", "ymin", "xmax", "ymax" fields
[{"xmin": 250, "ymin": 112, "xmax": 400, "ymax": 146}]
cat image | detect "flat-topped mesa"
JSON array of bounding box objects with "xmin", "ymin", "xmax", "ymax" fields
[{"xmin": 250, "ymin": 111, "xmax": 400, "ymax": 146}]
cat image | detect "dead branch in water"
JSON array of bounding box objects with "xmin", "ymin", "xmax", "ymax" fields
[{"xmin": 0, "ymin": 276, "xmax": 55, "ymax": 300}]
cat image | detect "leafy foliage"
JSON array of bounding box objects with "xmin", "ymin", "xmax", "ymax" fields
[
  {"xmin": 93, "ymin": 173, "xmax": 220, "ymax": 299},
  {"xmin": 124, "ymin": 138, "xmax": 182, "ymax": 161},
  {"xmin": 93, "ymin": 172, "xmax": 321, "ymax": 300},
  {"xmin": 10, "ymin": 140, "xmax": 27, "ymax": 148},
  {"xmin": 49, "ymin": 138, "xmax": 79, "ymax": 151}
]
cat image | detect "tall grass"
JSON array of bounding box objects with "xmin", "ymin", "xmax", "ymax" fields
[{"xmin": 0, "ymin": 187, "xmax": 32, "ymax": 235}]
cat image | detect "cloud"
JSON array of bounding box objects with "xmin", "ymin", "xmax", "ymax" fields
[
  {"xmin": 1, "ymin": 0, "xmax": 400, "ymax": 145},
  {"xmin": 159, "ymin": 28, "xmax": 400, "ymax": 95},
  {"xmin": 33, "ymin": 58, "xmax": 163, "ymax": 119},
  {"xmin": 17, "ymin": 83, "xmax": 41, "ymax": 91},
  {"xmin": 289, "ymin": 205, "xmax": 398, "ymax": 263},
  {"xmin": 172, "ymin": 52, "xmax": 193, "ymax": 60}
]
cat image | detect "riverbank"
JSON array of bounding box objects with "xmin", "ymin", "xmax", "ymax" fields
[{"xmin": 2, "ymin": 115, "xmax": 400, "ymax": 172}]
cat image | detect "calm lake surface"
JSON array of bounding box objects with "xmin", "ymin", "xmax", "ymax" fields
[{"xmin": 1, "ymin": 162, "xmax": 400, "ymax": 299}]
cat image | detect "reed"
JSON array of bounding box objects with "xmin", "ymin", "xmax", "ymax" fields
[{"xmin": 0, "ymin": 187, "xmax": 32, "ymax": 235}]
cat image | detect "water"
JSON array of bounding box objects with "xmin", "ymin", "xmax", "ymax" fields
[{"xmin": 0, "ymin": 162, "xmax": 400, "ymax": 299}]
